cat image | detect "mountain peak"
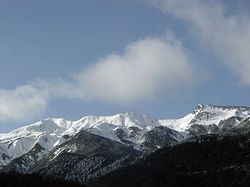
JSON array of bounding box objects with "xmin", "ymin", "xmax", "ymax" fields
[
  {"xmin": 1, "ymin": 104, "xmax": 250, "ymax": 168},
  {"xmin": 193, "ymin": 103, "xmax": 205, "ymax": 114},
  {"xmin": 193, "ymin": 104, "xmax": 250, "ymax": 114},
  {"xmin": 205, "ymin": 104, "xmax": 250, "ymax": 110}
]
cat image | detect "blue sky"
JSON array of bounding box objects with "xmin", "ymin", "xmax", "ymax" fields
[{"xmin": 1, "ymin": 0, "xmax": 250, "ymax": 132}]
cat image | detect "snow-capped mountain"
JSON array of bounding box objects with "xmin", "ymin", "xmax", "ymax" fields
[
  {"xmin": 0, "ymin": 112, "xmax": 183, "ymax": 166},
  {"xmin": 0, "ymin": 104, "xmax": 250, "ymax": 183},
  {"xmin": 160, "ymin": 104, "xmax": 250, "ymax": 132}
]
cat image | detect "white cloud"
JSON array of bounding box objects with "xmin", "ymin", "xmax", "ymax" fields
[
  {"xmin": 0, "ymin": 84, "xmax": 49, "ymax": 122},
  {"xmin": 150, "ymin": 0, "xmax": 250, "ymax": 85},
  {"xmin": 0, "ymin": 35, "xmax": 198, "ymax": 121},
  {"xmin": 71, "ymin": 36, "xmax": 196, "ymax": 104}
]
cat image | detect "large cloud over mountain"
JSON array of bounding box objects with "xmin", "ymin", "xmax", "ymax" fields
[{"xmin": 0, "ymin": 36, "xmax": 197, "ymax": 121}]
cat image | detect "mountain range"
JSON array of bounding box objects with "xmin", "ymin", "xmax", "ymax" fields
[{"xmin": 0, "ymin": 104, "xmax": 250, "ymax": 184}]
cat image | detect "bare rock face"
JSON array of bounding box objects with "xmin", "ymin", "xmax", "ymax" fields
[{"xmin": 141, "ymin": 126, "xmax": 183, "ymax": 151}]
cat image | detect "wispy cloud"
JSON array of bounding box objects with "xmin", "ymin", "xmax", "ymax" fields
[
  {"xmin": 150, "ymin": 0, "xmax": 250, "ymax": 85},
  {"xmin": 0, "ymin": 35, "xmax": 198, "ymax": 122}
]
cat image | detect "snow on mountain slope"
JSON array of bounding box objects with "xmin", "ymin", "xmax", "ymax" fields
[
  {"xmin": 159, "ymin": 113, "xmax": 195, "ymax": 132},
  {"xmin": 160, "ymin": 104, "xmax": 250, "ymax": 132},
  {"xmin": 0, "ymin": 112, "xmax": 174, "ymax": 166},
  {"xmin": 0, "ymin": 119, "xmax": 68, "ymax": 165},
  {"xmin": 0, "ymin": 104, "xmax": 249, "ymax": 166}
]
